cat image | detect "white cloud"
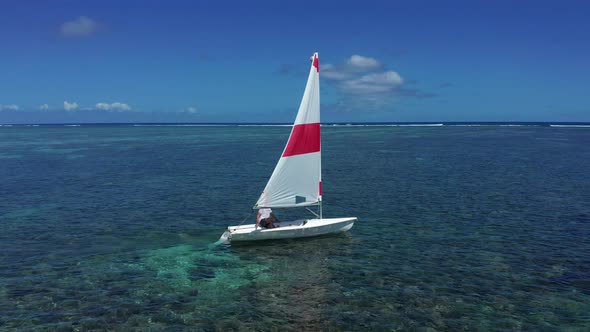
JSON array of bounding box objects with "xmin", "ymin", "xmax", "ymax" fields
[
  {"xmin": 321, "ymin": 54, "xmax": 437, "ymax": 110},
  {"xmin": 322, "ymin": 64, "xmax": 352, "ymax": 80},
  {"xmin": 323, "ymin": 55, "xmax": 383, "ymax": 80},
  {"xmin": 96, "ymin": 102, "xmax": 131, "ymax": 111},
  {"xmin": 322, "ymin": 55, "xmax": 405, "ymax": 110},
  {"xmin": 347, "ymin": 55, "xmax": 381, "ymax": 71},
  {"xmin": 64, "ymin": 101, "xmax": 78, "ymax": 111},
  {"xmin": 39, "ymin": 104, "xmax": 49, "ymax": 111},
  {"xmin": 341, "ymin": 71, "xmax": 404, "ymax": 94},
  {"xmin": 0, "ymin": 104, "xmax": 19, "ymax": 111},
  {"xmin": 61, "ymin": 16, "xmax": 99, "ymax": 37},
  {"xmin": 95, "ymin": 103, "xmax": 109, "ymax": 110},
  {"xmin": 185, "ymin": 106, "xmax": 197, "ymax": 113}
]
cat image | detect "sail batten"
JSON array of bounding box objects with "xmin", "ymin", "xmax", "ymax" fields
[{"xmin": 254, "ymin": 53, "xmax": 321, "ymax": 209}]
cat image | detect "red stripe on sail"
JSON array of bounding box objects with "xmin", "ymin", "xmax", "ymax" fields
[{"xmin": 282, "ymin": 123, "xmax": 321, "ymax": 157}]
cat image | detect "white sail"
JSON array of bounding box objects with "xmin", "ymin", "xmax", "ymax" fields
[{"xmin": 254, "ymin": 53, "xmax": 321, "ymax": 209}]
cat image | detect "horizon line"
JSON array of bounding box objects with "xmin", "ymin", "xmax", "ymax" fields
[{"xmin": 2, "ymin": 121, "xmax": 590, "ymax": 126}]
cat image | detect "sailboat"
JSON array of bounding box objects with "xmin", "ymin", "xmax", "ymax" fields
[{"xmin": 222, "ymin": 52, "xmax": 356, "ymax": 243}]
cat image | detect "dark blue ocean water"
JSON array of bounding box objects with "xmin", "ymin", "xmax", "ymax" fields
[{"xmin": 1, "ymin": 124, "xmax": 590, "ymax": 330}]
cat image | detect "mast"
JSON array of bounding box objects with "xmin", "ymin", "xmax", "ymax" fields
[{"xmin": 317, "ymin": 52, "xmax": 322, "ymax": 220}]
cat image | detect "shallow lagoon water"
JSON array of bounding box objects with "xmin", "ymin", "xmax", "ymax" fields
[{"xmin": 1, "ymin": 125, "xmax": 590, "ymax": 330}]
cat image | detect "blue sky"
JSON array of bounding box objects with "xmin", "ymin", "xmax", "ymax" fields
[{"xmin": 1, "ymin": 0, "xmax": 589, "ymax": 123}]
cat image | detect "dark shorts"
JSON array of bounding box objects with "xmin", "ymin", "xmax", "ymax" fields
[{"xmin": 260, "ymin": 218, "xmax": 270, "ymax": 228}]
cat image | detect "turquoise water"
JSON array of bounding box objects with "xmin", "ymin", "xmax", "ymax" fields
[{"xmin": 1, "ymin": 125, "xmax": 590, "ymax": 330}]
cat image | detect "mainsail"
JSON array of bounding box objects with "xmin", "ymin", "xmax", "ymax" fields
[{"xmin": 254, "ymin": 53, "xmax": 321, "ymax": 209}]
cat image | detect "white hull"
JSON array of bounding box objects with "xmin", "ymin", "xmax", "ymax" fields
[{"xmin": 222, "ymin": 217, "xmax": 356, "ymax": 243}]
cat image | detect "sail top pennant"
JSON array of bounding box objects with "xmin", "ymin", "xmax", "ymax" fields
[{"xmin": 313, "ymin": 53, "xmax": 319, "ymax": 72}]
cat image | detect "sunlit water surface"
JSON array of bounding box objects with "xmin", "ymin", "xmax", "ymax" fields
[{"xmin": 1, "ymin": 125, "xmax": 589, "ymax": 330}]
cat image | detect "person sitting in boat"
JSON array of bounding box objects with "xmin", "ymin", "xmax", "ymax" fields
[{"xmin": 256, "ymin": 208, "xmax": 279, "ymax": 229}]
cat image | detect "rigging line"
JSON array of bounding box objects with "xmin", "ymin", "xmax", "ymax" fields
[
  {"xmin": 232, "ymin": 209, "xmax": 256, "ymax": 230},
  {"xmin": 306, "ymin": 207, "xmax": 319, "ymax": 218}
]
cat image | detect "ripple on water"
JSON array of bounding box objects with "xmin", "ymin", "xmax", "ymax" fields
[{"xmin": 1, "ymin": 126, "xmax": 590, "ymax": 330}]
